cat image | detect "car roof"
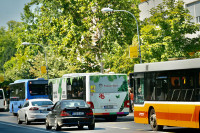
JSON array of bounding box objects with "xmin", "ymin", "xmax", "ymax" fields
[{"xmin": 28, "ymin": 99, "xmax": 52, "ymax": 102}]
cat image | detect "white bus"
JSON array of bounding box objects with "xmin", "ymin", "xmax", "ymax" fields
[
  {"xmin": 0, "ymin": 89, "xmax": 6, "ymax": 111},
  {"xmin": 49, "ymin": 73, "xmax": 129, "ymax": 121}
]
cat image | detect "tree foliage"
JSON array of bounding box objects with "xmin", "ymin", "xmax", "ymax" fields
[
  {"xmin": 2, "ymin": 0, "xmax": 140, "ymax": 81},
  {"xmin": 1, "ymin": 0, "xmax": 200, "ymax": 83},
  {"xmin": 140, "ymin": 0, "xmax": 200, "ymax": 62}
]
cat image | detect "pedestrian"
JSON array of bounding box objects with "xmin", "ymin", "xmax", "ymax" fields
[{"xmin": 129, "ymin": 90, "xmax": 134, "ymax": 112}]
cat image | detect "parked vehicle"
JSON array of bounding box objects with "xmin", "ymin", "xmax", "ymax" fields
[
  {"xmin": 17, "ymin": 99, "xmax": 53, "ymax": 125},
  {"xmin": 0, "ymin": 89, "xmax": 6, "ymax": 111},
  {"xmin": 46, "ymin": 99, "xmax": 95, "ymax": 131}
]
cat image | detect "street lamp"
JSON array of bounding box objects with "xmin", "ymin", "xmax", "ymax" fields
[
  {"xmin": 22, "ymin": 42, "xmax": 49, "ymax": 79},
  {"xmin": 101, "ymin": 7, "xmax": 142, "ymax": 64}
]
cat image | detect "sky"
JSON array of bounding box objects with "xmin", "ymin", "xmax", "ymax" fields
[{"xmin": 0, "ymin": 0, "xmax": 31, "ymax": 28}]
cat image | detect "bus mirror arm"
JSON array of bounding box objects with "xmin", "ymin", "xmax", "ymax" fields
[{"xmin": 47, "ymin": 107, "xmax": 53, "ymax": 111}]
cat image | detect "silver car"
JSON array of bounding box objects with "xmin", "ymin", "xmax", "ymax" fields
[{"xmin": 17, "ymin": 99, "xmax": 53, "ymax": 125}]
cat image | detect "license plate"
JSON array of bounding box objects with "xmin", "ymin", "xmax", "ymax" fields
[
  {"xmin": 72, "ymin": 112, "xmax": 84, "ymax": 115},
  {"xmin": 40, "ymin": 110, "xmax": 48, "ymax": 113},
  {"xmin": 104, "ymin": 105, "xmax": 113, "ymax": 109}
]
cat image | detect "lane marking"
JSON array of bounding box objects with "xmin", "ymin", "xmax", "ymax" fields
[
  {"xmin": 136, "ymin": 129, "xmax": 145, "ymax": 131},
  {"xmin": 107, "ymin": 126, "xmax": 130, "ymax": 130},
  {"xmin": 107, "ymin": 122, "xmax": 133, "ymax": 124},
  {"xmin": 0, "ymin": 121, "xmax": 54, "ymax": 133},
  {"xmin": 120, "ymin": 128, "xmax": 130, "ymax": 129}
]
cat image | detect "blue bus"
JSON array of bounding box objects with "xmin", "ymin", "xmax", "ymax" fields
[{"xmin": 9, "ymin": 78, "xmax": 51, "ymax": 115}]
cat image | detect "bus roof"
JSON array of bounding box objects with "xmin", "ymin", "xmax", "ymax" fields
[
  {"xmin": 10, "ymin": 78, "xmax": 46, "ymax": 85},
  {"xmin": 134, "ymin": 58, "xmax": 200, "ymax": 73},
  {"xmin": 62, "ymin": 73, "xmax": 126, "ymax": 78}
]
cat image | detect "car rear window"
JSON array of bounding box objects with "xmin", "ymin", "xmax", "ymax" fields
[
  {"xmin": 61, "ymin": 100, "xmax": 88, "ymax": 108},
  {"xmin": 31, "ymin": 101, "xmax": 53, "ymax": 106},
  {"xmin": 0, "ymin": 90, "xmax": 3, "ymax": 99}
]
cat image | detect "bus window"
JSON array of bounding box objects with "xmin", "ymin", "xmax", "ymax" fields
[
  {"xmin": 134, "ymin": 73, "xmax": 144, "ymax": 104},
  {"xmin": 67, "ymin": 77, "xmax": 85, "ymax": 100},
  {"xmin": 145, "ymin": 72, "xmax": 155, "ymax": 101},
  {"xmin": 155, "ymin": 73, "xmax": 168, "ymax": 101},
  {"xmin": 29, "ymin": 83, "xmax": 47, "ymax": 95}
]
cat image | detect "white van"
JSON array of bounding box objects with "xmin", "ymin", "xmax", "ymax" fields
[{"xmin": 0, "ymin": 89, "xmax": 5, "ymax": 111}]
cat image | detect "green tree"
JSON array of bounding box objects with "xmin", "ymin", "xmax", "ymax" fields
[
  {"xmin": 140, "ymin": 0, "xmax": 200, "ymax": 62},
  {"xmin": 0, "ymin": 21, "xmax": 24, "ymax": 76},
  {"xmin": 16, "ymin": 0, "xmax": 140, "ymax": 78}
]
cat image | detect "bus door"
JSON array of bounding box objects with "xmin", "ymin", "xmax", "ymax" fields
[
  {"xmin": 168, "ymin": 70, "xmax": 195, "ymax": 127},
  {"xmin": 66, "ymin": 77, "xmax": 86, "ymax": 100},
  {"xmin": 154, "ymin": 72, "xmax": 169, "ymax": 126}
]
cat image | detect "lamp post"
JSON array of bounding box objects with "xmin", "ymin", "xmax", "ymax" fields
[
  {"xmin": 101, "ymin": 8, "xmax": 142, "ymax": 64},
  {"xmin": 22, "ymin": 42, "xmax": 49, "ymax": 79}
]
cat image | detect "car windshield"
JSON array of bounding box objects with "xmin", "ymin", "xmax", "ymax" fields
[
  {"xmin": 31, "ymin": 101, "xmax": 53, "ymax": 106},
  {"xmin": 61, "ymin": 100, "xmax": 88, "ymax": 108}
]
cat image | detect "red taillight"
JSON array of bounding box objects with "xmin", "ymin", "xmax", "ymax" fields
[
  {"xmin": 87, "ymin": 101, "xmax": 94, "ymax": 109},
  {"xmin": 60, "ymin": 110, "xmax": 70, "ymax": 117},
  {"xmin": 86, "ymin": 109, "xmax": 93, "ymax": 116},
  {"xmin": 29, "ymin": 107, "xmax": 39, "ymax": 110},
  {"xmin": 124, "ymin": 100, "xmax": 129, "ymax": 108}
]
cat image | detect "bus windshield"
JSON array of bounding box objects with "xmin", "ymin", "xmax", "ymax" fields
[
  {"xmin": 28, "ymin": 80, "xmax": 48, "ymax": 96},
  {"xmin": 29, "ymin": 84, "xmax": 47, "ymax": 96}
]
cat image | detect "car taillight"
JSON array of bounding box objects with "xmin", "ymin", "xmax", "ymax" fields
[
  {"xmin": 29, "ymin": 107, "xmax": 39, "ymax": 110},
  {"xmin": 87, "ymin": 101, "xmax": 94, "ymax": 109},
  {"xmin": 124, "ymin": 100, "xmax": 129, "ymax": 108},
  {"xmin": 86, "ymin": 109, "xmax": 93, "ymax": 116},
  {"xmin": 60, "ymin": 110, "xmax": 70, "ymax": 117}
]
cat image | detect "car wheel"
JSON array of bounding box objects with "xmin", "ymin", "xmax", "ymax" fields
[
  {"xmin": 78, "ymin": 125, "xmax": 83, "ymax": 129},
  {"xmin": 25, "ymin": 115, "xmax": 30, "ymax": 125},
  {"xmin": 17, "ymin": 115, "xmax": 22, "ymax": 124},
  {"xmin": 55, "ymin": 119, "xmax": 61, "ymax": 131},
  {"xmin": 149, "ymin": 108, "xmax": 163, "ymax": 131},
  {"xmin": 88, "ymin": 123, "xmax": 95, "ymax": 130},
  {"xmin": 46, "ymin": 119, "xmax": 52, "ymax": 130}
]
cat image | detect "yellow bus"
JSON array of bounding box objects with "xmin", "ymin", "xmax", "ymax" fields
[{"xmin": 131, "ymin": 58, "xmax": 200, "ymax": 131}]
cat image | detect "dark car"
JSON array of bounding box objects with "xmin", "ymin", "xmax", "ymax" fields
[{"xmin": 46, "ymin": 99, "xmax": 95, "ymax": 131}]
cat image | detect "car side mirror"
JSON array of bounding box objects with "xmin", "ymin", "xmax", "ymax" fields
[{"xmin": 18, "ymin": 105, "xmax": 22, "ymax": 108}]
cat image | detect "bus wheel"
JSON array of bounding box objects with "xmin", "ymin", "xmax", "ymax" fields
[{"xmin": 149, "ymin": 108, "xmax": 163, "ymax": 131}]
